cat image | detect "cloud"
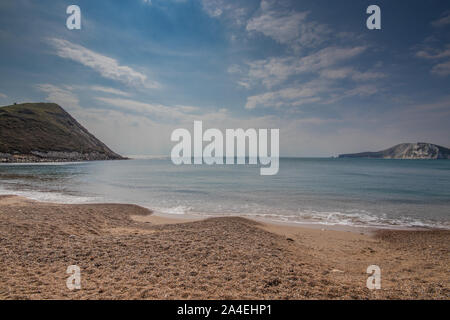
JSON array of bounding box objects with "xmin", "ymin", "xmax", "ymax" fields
[
  {"xmin": 217, "ymin": 0, "xmax": 381, "ymax": 115},
  {"xmin": 245, "ymin": 46, "xmax": 367, "ymax": 88},
  {"xmin": 245, "ymin": 80, "xmax": 326, "ymax": 109},
  {"xmin": 247, "ymin": 9, "xmax": 308, "ymax": 44},
  {"xmin": 416, "ymin": 44, "xmax": 450, "ymax": 76},
  {"xmin": 72, "ymin": 96, "xmax": 450, "ymax": 157},
  {"xmin": 202, "ymin": 0, "xmax": 223, "ymax": 17},
  {"xmin": 227, "ymin": 64, "xmax": 242, "ymax": 74},
  {"xmin": 325, "ymin": 84, "xmax": 378, "ymax": 104},
  {"xmin": 225, "ymin": 0, "xmax": 382, "ymax": 115},
  {"xmin": 227, "ymin": 64, "xmax": 252, "ymax": 88},
  {"xmin": 237, "ymin": 80, "xmax": 251, "ymax": 89},
  {"xmin": 36, "ymin": 84, "xmax": 81, "ymax": 110},
  {"xmin": 246, "ymin": 0, "xmax": 330, "ymax": 50},
  {"xmin": 245, "ymin": 77, "xmax": 380, "ymax": 110},
  {"xmin": 0, "ymin": 93, "xmax": 7, "ymax": 99},
  {"xmin": 201, "ymin": 0, "xmax": 248, "ymax": 25},
  {"xmin": 319, "ymin": 67, "xmax": 385, "ymax": 81},
  {"xmin": 431, "ymin": 11, "xmax": 450, "ymax": 27},
  {"xmin": 48, "ymin": 38, "xmax": 160, "ymax": 89},
  {"xmin": 431, "ymin": 60, "xmax": 450, "ymax": 76},
  {"xmin": 416, "ymin": 45, "xmax": 450, "ymax": 59},
  {"xmin": 94, "ymin": 97, "xmax": 228, "ymax": 125},
  {"xmin": 95, "ymin": 97, "xmax": 191, "ymax": 121},
  {"xmin": 174, "ymin": 105, "xmax": 200, "ymax": 113},
  {"xmin": 90, "ymin": 86, "xmax": 131, "ymax": 96}
]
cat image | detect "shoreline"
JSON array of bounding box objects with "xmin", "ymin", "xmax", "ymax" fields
[
  {"xmin": 148, "ymin": 210, "xmax": 434, "ymax": 236},
  {"xmin": 0, "ymin": 158, "xmax": 129, "ymax": 164},
  {"xmin": 0, "ymin": 194, "xmax": 448, "ymax": 299},
  {"xmin": 1, "ymin": 158, "xmax": 448, "ymax": 232},
  {"xmin": 1, "ymin": 192, "xmax": 437, "ymax": 233},
  {"xmin": 1, "ymin": 187, "xmax": 446, "ymax": 232}
]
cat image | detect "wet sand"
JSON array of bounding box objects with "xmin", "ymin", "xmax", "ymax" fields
[{"xmin": 0, "ymin": 195, "xmax": 448, "ymax": 299}]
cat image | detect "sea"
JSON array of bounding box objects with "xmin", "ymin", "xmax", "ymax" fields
[{"xmin": 0, "ymin": 157, "xmax": 449, "ymax": 229}]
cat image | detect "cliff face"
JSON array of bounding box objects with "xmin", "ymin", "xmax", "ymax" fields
[
  {"xmin": 0, "ymin": 103, "xmax": 125, "ymax": 162},
  {"xmin": 339, "ymin": 143, "xmax": 450, "ymax": 159}
]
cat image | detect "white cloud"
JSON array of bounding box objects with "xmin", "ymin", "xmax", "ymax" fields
[
  {"xmin": 245, "ymin": 80, "xmax": 325, "ymax": 109},
  {"xmin": 95, "ymin": 97, "xmax": 189, "ymax": 121},
  {"xmin": 174, "ymin": 105, "xmax": 200, "ymax": 113},
  {"xmin": 90, "ymin": 86, "xmax": 131, "ymax": 96},
  {"xmin": 216, "ymin": 0, "xmax": 380, "ymax": 114},
  {"xmin": 228, "ymin": 64, "xmax": 251, "ymax": 88},
  {"xmin": 247, "ymin": 9, "xmax": 308, "ymax": 44},
  {"xmin": 0, "ymin": 93, "xmax": 7, "ymax": 99},
  {"xmin": 94, "ymin": 97, "xmax": 227, "ymax": 125},
  {"xmin": 245, "ymin": 76, "xmax": 380, "ymax": 110},
  {"xmin": 246, "ymin": 0, "xmax": 330, "ymax": 50},
  {"xmin": 201, "ymin": 0, "xmax": 248, "ymax": 25},
  {"xmin": 319, "ymin": 67, "xmax": 385, "ymax": 81},
  {"xmin": 246, "ymin": 46, "xmax": 367, "ymax": 88},
  {"xmin": 48, "ymin": 38, "xmax": 160, "ymax": 89},
  {"xmin": 227, "ymin": 64, "xmax": 242, "ymax": 74},
  {"xmin": 237, "ymin": 80, "xmax": 251, "ymax": 89},
  {"xmin": 36, "ymin": 84, "xmax": 81, "ymax": 110}
]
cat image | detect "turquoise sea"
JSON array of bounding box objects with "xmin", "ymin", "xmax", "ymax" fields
[{"xmin": 0, "ymin": 157, "xmax": 449, "ymax": 229}]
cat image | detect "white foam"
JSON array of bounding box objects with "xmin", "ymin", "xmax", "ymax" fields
[
  {"xmin": 0, "ymin": 187, "xmax": 99, "ymax": 204},
  {"xmin": 0, "ymin": 186, "xmax": 447, "ymax": 229},
  {"xmin": 153, "ymin": 206, "xmax": 193, "ymax": 215},
  {"xmin": 166, "ymin": 208, "xmax": 449, "ymax": 230}
]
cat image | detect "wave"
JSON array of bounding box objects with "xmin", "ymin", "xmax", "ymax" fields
[
  {"xmin": 0, "ymin": 187, "xmax": 99, "ymax": 204},
  {"xmin": 0, "ymin": 185, "xmax": 448, "ymax": 229},
  {"xmin": 153, "ymin": 206, "xmax": 194, "ymax": 215},
  {"xmin": 147, "ymin": 205, "xmax": 450, "ymax": 229}
]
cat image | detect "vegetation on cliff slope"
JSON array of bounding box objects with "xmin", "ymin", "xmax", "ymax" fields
[{"xmin": 0, "ymin": 103, "xmax": 124, "ymax": 162}]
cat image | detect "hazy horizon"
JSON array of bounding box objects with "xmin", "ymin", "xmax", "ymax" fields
[{"xmin": 1, "ymin": 0, "xmax": 449, "ymax": 157}]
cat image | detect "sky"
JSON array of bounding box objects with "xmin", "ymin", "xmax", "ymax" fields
[{"xmin": 0, "ymin": 0, "xmax": 449, "ymax": 157}]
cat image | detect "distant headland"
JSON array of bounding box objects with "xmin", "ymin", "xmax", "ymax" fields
[
  {"xmin": 339, "ymin": 142, "xmax": 450, "ymax": 159},
  {"xmin": 0, "ymin": 102, "xmax": 125, "ymax": 163}
]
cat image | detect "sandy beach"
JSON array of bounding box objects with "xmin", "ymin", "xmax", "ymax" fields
[{"xmin": 0, "ymin": 195, "xmax": 448, "ymax": 300}]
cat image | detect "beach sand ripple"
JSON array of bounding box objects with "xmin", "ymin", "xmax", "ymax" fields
[{"xmin": 0, "ymin": 195, "xmax": 448, "ymax": 299}]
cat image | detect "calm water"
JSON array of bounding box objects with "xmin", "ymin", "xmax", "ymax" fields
[{"xmin": 0, "ymin": 158, "xmax": 449, "ymax": 229}]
